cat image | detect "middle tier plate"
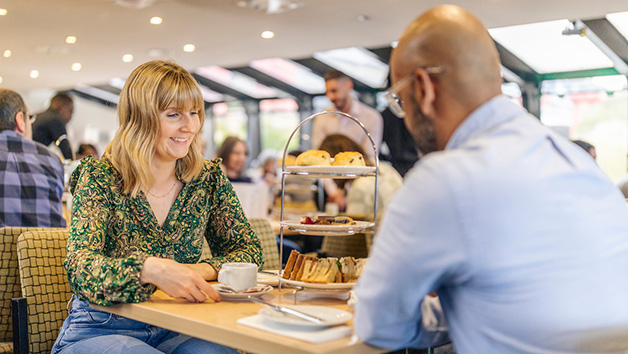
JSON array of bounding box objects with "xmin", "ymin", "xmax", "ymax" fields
[
  {"xmin": 281, "ymin": 220, "xmax": 374, "ymax": 236},
  {"xmin": 280, "ymin": 277, "xmax": 355, "ymax": 290}
]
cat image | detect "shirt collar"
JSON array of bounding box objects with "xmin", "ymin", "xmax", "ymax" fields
[
  {"xmin": 445, "ymin": 95, "xmax": 526, "ymax": 150},
  {"xmin": 0, "ymin": 130, "xmax": 23, "ymax": 140}
]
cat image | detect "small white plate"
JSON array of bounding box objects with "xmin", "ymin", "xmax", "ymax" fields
[
  {"xmin": 280, "ymin": 278, "xmax": 354, "ymax": 290},
  {"xmin": 285, "ymin": 166, "xmax": 375, "ymax": 179},
  {"xmin": 258, "ymin": 305, "xmax": 352, "ymax": 328},
  {"xmin": 257, "ymin": 271, "xmax": 280, "ymax": 286},
  {"xmin": 212, "ymin": 284, "xmax": 273, "ymax": 301},
  {"xmin": 281, "ymin": 220, "xmax": 374, "ymax": 236}
]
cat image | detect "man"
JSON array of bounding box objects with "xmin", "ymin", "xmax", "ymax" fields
[
  {"xmin": 354, "ymin": 5, "xmax": 628, "ymax": 353},
  {"xmin": 32, "ymin": 92, "xmax": 74, "ymax": 160},
  {"xmin": 0, "ymin": 89, "xmax": 66, "ymax": 227},
  {"xmin": 312, "ymin": 70, "xmax": 383, "ymax": 159}
]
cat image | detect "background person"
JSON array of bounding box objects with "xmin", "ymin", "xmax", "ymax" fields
[
  {"xmin": 32, "ymin": 92, "xmax": 75, "ymax": 161},
  {"xmin": 311, "ymin": 70, "xmax": 383, "ymax": 160},
  {"xmin": 354, "ymin": 5, "xmax": 628, "ymax": 352},
  {"xmin": 75, "ymin": 143, "xmax": 98, "ymax": 160},
  {"xmin": 52, "ymin": 60, "xmax": 262, "ymax": 354},
  {"xmin": 217, "ymin": 136, "xmax": 252, "ymax": 183},
  {"xmin": 572, "ymin": 139, "xmax": 596, "ymax": 160},
  {"xmin": 0, "ymin": 88, "xmax": 66, "ymax": 227}
]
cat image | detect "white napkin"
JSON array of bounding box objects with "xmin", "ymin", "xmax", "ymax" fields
[{"xmin": 237, "ymin": 315, "xmax": 352, "ymax": 343}]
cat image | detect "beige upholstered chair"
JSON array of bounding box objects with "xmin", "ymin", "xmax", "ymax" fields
[
  {"xmin": 248, "ymin": 218, "xmax": 280, "ymax": 270},
  {"xmin": 320, "ymin": 233, "xmax": 370, "ymax": 259},
  {"xmin": 0, "ymin": 227, "xmax": 50, "ymax": 353},
  {"xmin": 15, "ymin": 229, "xmax": 72, "ymax": 354}
]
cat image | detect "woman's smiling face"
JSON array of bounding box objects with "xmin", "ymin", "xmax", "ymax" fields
[{"xmin": 154, "ymin": 104, "xmax": 201, "ymax": 164}]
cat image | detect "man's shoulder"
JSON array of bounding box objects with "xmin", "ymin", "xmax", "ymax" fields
[{"xmin": 0, "ymin": 131, "xmax": 57, "ymax": 158}]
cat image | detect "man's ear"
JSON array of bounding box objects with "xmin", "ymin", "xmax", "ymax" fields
[
  {"xmin": 15, "ymin": 111, "xmax": 26, "ymax": 135},
  {"xmin": 413, "ymin": 68, "xmax": 437, "ymax": 116},
  {"xmin": 343, "ymin": 77, "xmax": 353, "ymax": 91}
]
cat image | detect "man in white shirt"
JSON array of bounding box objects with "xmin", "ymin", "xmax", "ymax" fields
[{"xmin": 311, "ymin": 70, "xmax": 383, "ymax": 160}]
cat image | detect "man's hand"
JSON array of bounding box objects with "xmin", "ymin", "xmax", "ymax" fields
[{"xmin": 140, "ymin": 257, "xmax": 220, "ymax": 303}]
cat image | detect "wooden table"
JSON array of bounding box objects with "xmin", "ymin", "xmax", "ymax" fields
[{"xmin": 92, "ymin": 285, "xmax": 386, "ymax": 354}]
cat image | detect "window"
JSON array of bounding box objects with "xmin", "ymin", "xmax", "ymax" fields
[
  {"xmin": 213, "ymin": 102, "xmax": 247, "ymax": 150},
  {"xmin": 259, "ymin": 99, "xmax": 300, "ymax": 153},
  {"xmin": 540, "ymin": 75, "xmax": 628, "ymax": 181}
]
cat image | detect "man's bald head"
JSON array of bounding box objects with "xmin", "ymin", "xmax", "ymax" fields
[{"xmin": 392, "ymin": 5, "xmax": 502, "ymax": 108}]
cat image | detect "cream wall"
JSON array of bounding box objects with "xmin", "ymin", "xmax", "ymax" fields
[{"xmin": 21, "ymin": 90, "xmax": 118, "ymax": 159}]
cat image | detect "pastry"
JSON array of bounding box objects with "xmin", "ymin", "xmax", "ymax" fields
[
  {"xmin": 296, "ymin": 150, "xmax": 331, "ymax": 166},
  {"xmin": 332, "ymin": 151, "xmax": 365, "ymax": 166}
]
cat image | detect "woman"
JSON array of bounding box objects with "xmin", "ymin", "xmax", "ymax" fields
[
  {"xmin": 52, "ymin": 61, "xmax": 263, "ymax": 354},
  {"xmin": 217, "ymin": 136, "xmax": 252, "ymax": 183}
]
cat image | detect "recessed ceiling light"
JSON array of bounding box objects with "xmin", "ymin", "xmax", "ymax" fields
[
  {"xmin": 0, "ymin": 9, "xmax": 7, "ymax": 16},
  {"xmin": 357, "ymin": 15, "xmax": 369, "ymax": 22},
  {"xmin": 183, "ymin": 44, "xmax": 195, "ymax": 52},
  {"xmin": 0, "ymin": 76, "xmax": 3, "ymax": 84},
  {"xmin": 150, "ymin": 16, "xmax": 162, "ymax": 25},
  {"xmin": 3, "ymin": 50, "xmax": 10, "ymax": 58},
  {"xmin": 71, "ymin": 63, "xmax": 82, "ymax": 71},
  {"xmin": 30, "ymin": 70, "xmax": 39, "ymax": 79},
  {"xmin": 261, "ymin": 30, "xmax": 275, "ymax": 39},
  {"xmin": 65, "ymin": 36, "xmax": 77, "ymax": 44},
  {"xmin": 122, "ymin": 54, "xmax": 134, "ymax": 62}
]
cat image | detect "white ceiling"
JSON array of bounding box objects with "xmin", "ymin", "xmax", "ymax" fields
[{"xmin": 2, "ymin": 0, "xmax": 628, "ymax": 93}]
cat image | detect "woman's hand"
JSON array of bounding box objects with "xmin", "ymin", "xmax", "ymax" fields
[
  {"xmin": 140, "ymin": 257, "xmax": 220, "ymax": 303},
  {"xmin": 185, "ymin": 263, "xmax": 217, "ymax": 281}
]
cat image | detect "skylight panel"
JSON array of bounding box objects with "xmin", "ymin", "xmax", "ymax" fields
[
  {"xmin": 489, "ymin": 19, "xmax": 613, "ymax": 73},
  {"xmin": 313, "ymin": 47, "xmax": 388, "ymax": 88},
  {"xmin": 250, "ymin": 58, "xmax": 325, "ymax": 94}
]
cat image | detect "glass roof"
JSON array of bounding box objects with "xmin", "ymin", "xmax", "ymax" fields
[
  {"xmin": 313, "ymin": 47, "xmax": 388, "ymax": 88},
  {"xmin": 489, "ymin": 19, "xmax": 614, "ymax": 74},
  {"xmin": 199, "ymin": 86, "xmax": 224, "ymax": 103},
  {"xmin": 249, "ymin": 58, "xmax": 326, "ymax": 94},
  {"xmin": 607, "ymin": 11, "xmax": 628, "ymax": 42},
  {"xmin": 195, "ymin": 66, "xmax": 286, "ymax": 99}
]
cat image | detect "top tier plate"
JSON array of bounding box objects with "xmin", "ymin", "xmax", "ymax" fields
[{"xmin": 285, "ymin": 166, "xmax": 376, "ymax": 179}]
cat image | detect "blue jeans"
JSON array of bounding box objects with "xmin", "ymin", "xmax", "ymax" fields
[{"xmin": 52, "ymin": 295, "xmax": 239, "ymax": 354}]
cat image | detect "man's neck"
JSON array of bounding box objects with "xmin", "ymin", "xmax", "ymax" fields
[{"xmin": 338, "ymin": 97, "xmax": 353, "ymax": 114}]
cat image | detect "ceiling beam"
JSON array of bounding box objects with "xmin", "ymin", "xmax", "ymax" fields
[
  {"xmin": 494, "ymin": 41, "xmax": 540, "ymax": 84},
  {"xmin": 579, "ymin": 18, "xmax": 628, "ymax": 75},
  {"xmin": 367, "ymin": 46, "xmax": 393, "ymax": 65}
]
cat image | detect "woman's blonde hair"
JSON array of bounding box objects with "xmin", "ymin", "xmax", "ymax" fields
[{"xmin": 106, "ymin": 60, "xmax": 205, "ymax": 197}]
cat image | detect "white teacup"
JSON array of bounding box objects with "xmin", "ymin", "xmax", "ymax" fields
[{"xmin": 217, "ymin": 262, "xmax": 258, "ymax": 292}]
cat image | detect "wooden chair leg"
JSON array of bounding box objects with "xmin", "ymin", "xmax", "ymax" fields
[{"xmin": 11, "ymin": 298, "xmax": 28, "ymax": 354}]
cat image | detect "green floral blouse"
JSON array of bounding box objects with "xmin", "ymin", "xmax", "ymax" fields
[{"xmin": 66, "ymin": 156, "xmax": 263, "ymax": 306}]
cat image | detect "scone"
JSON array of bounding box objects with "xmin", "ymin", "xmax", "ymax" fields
[
  {"xmin": 332, "ymin": 151, "xmax": 365, "ymax": 166},
  {"xmin": 296, "ymin": 150, "xmax": 331, "ymax": 166},
  {"xmin": 281, "ymin": 155, "xmax": 297, "ymax": 166}
]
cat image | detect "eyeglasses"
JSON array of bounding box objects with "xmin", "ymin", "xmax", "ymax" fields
[
  {"xmin": 384, "ymin": 66, "xmax": 444, "ymax": 118},
  {"xmin": 28, "ymin": 114, "xmax": 37, "ymax": 124}
]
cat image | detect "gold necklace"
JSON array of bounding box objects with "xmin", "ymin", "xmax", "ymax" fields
[{"xmin": 147, "ymin": 180, "xmax": 177, "ymax": 198}]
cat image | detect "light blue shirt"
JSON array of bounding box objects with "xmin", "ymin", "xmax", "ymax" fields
[{"xmin": 354, "ymin": 96, "xmax": 628, "ymax": 353}]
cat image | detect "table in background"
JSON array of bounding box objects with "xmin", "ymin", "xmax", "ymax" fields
[{"xmin": 92, "ymin": 285, "xmax": 386, "ymax": 354}]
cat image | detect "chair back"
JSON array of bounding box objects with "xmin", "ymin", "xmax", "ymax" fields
[
  {"xmin": 16, "ymin": 229, "xmax": 72, "ymax": 354},
  {"xmin": 248, "ymin": 218, "xmax": 280, "ymax": 270},
  {"xmin": 321, "ymin": 233, "xmax": 369, "ymax": 259},
  {"xmin": 0, "ymin": 227, "xmax": 48, "ymax": 346}
]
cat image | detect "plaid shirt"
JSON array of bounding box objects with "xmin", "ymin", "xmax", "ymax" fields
[{"xmin": 0, "ymin": 130, "xmax": 66, "ymax": 227}]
